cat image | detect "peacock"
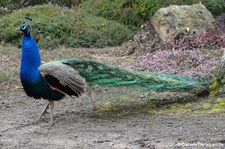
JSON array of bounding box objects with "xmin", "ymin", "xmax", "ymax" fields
[{"xmin": 17, "ymin": 17, "xmax": 208, "ymax": 126}]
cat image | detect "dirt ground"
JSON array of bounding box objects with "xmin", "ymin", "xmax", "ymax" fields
[{"xmin": 1, "ymin": 45, "xmax": 225, "ymax": 149}]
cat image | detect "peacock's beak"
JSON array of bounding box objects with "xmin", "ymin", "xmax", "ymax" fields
[{"xmin": 16, "ymin": 27, "xmax": 20, "ymax": 30}]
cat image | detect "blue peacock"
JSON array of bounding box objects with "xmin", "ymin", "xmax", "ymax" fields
[{"xmin": 17, "ymin": 17, "xmax": 208, "ymax": 125}]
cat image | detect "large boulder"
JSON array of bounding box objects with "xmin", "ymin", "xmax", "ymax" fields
[
  {"xmin": 151, "ymin": 3, "xmax": 216, "ymax": 42},
  {"xmin": 123, "ymin": 3, "xmax": 218, "ymax": 53}
]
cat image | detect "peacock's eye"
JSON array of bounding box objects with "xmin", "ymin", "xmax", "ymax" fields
[{"xmin": 21, "ymin": 26, "xmax": 27, "ymax": 30}]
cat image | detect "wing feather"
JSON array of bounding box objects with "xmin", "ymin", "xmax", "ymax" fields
[{"xmin": 38, "ymin": 61, "xmax": 87, "ymax": 96}]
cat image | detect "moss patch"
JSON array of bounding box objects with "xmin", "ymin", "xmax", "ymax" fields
[
  {"xmin": 159, "ymin": 97, "xmax": 225, "ymax": 116},
  {"xmin": 93, "ymin": 86, "xmax": 225, "ymax": 117},
  {"xmin": 0, "ymin": 72, "xmax": 10, "ymax": 84}
]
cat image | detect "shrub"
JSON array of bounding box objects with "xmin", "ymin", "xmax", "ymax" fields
[
  {"xmin": 215, "ymin": 13, "xmax": 225, "ymax": 32},
  {"xmin": 0, "ymin": 5, "xmax": 134, "ymax": 48},
  {"xmin": 80, "ymin": 0, "xmax": 225, "ymax": 30},
  {"xmin": 201, "ymin": 0, "xmax": 225, "ymax": 16},
  {"xmin": 79, "ymin": 0, "xmax": 143, "ymax": 30}
]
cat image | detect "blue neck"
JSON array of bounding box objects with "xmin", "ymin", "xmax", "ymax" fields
[{"xmin": 20, "ymin": 30, "xmax": 41, "ymax": 81}]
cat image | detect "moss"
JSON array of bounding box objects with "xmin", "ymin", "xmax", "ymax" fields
[
  {"xmin": 148, "ymin": 109, "xmax": 158, "ymax": 116},
  {"xmin": 94, "ymin": 98, "xmax": 157, "ymax": 114},
  {"xmin": 0, "ymin": 72, "xmax": 10, "ymax": 84},
  {"xmin": 158, "ymin": 97, "xmax": 225, "ymax": 117},
  {"xmin": 209, "ymin": 76, "xmax": 220, "ymax": 97},
  {"xmin": 89, "ymin": 84, "xmax": 225, "ymax": 116},
  {"xmin": 95, "ymin": 102, "xmax": 112, "ymax": 112},
  {"xmin": 209, "ymin": 98, "xmax": 225, "ymax": 114}
]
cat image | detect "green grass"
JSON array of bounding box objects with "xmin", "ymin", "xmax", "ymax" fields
[{"xmin": 0, "ymin": 5, "xmax": 134, "ymax": 48}]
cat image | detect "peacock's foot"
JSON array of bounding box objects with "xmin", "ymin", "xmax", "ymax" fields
[
  {"xmin": 38, "ymin": 100, "xmax": 54, "ymax": 126},
  {"xmin": 39, "ymin": 103, "xmax": 49, "ymax": 120}
]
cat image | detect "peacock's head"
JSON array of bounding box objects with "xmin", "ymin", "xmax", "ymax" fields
[
  {"xmin": 16, "ymin": 23, "xmax": 29, "ymax": 32},
  {"xmin": 16, "ymin": 16, "xmax": 32, "ymax": 36},
  {"xmin": 16, "ymin": 23, "xmax": 30, "ymax": 37}
]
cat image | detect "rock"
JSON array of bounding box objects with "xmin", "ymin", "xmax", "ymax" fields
[
  {"xmin": 123, "ymin": 4, "xmax": 218, "ymax": 54},
  {"xmin": 123, "ymin": 21, "xmax": 161, "ymax": 54},
  {"xmin": 0, "ymin": 7, "xmax": 10, "ymax": 15},
  {"xmin": 151, "ymin": 4, "xmax": 216, "ymax": 42}
]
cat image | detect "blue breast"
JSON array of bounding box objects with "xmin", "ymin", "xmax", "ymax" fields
[
  {"xmin": 20, "ymin": 34, "xmax": 64, "ymax": 100},
  {"xmin": 20, "ymin": 35, "xmax": 41, "ymax": 78}
]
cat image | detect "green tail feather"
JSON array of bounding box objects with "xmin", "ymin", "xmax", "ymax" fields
[{"xmin": 60, "ymin": 58, "xmax": 208, "ymax": 91}]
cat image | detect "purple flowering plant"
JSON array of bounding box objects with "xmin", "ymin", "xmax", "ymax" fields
[{"xmin": 137, "ymin": 13, "xmax": 225, "ymax": 77}]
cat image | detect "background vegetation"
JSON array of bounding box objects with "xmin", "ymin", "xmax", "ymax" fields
[
  {"xmin": 0, "ymin": 5, "xmax": 134, "ymax": 48},
  {"xmin": 80, "ymin": 0, "xmax": 225, "ymax": 29},
  {"xmin": 0, "ymin": 0, "xmax": 224, "ymax": 48}
]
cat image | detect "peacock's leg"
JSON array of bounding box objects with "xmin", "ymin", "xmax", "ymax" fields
[
  {"xmin": 39, "ymin": 102, "xmax": 50, "ymax": 120},
  {"xmin": 49, "ymin": 100, "xmax": 54, "ymax": 126}
]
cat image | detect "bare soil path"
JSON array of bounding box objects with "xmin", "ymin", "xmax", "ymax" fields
[{"xmin": 1, "ymin": 45, "xmax": 225, "ymax": 148}]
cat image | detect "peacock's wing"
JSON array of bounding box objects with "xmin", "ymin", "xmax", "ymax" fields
[
  {"xmin": 59, "ymin": 58, "xmax": 207, "ymax": 91},
  {"xmin": 38, "ymin": 61, "xmax": 87, "ymax": 97}
]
